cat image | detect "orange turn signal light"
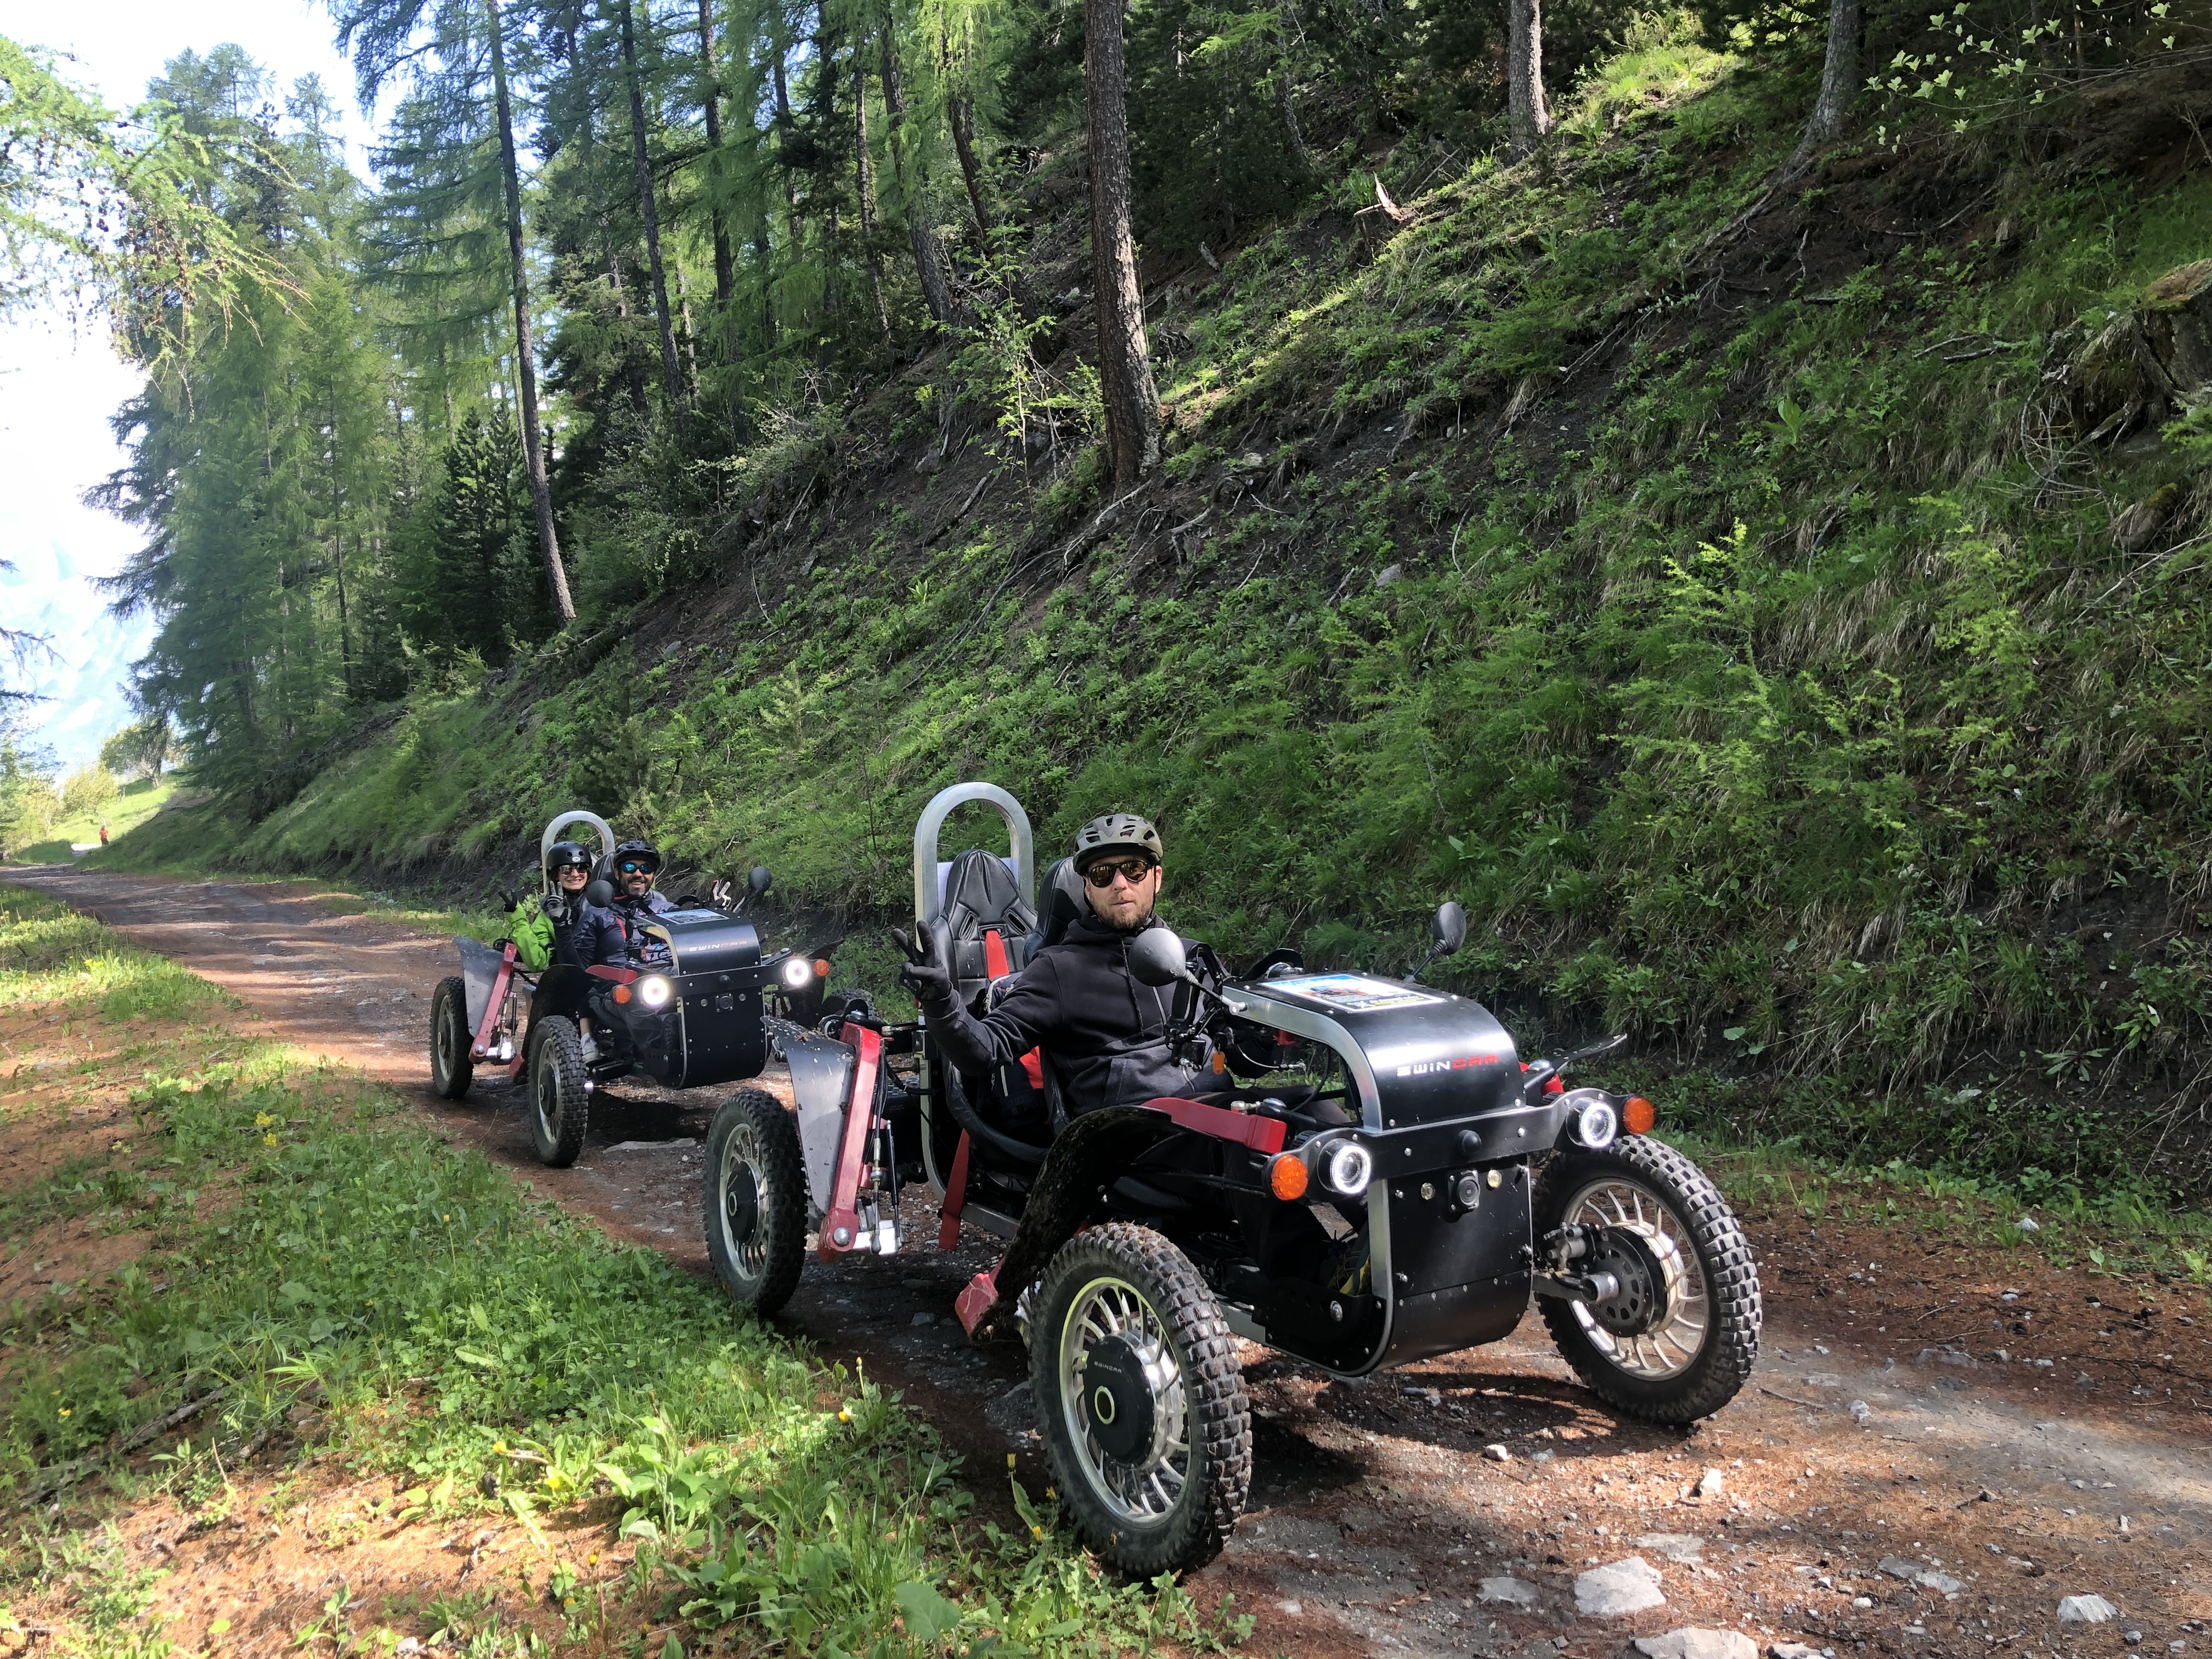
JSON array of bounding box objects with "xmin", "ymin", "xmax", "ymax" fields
[
  {"xmin": 613, "ymin": 983, "xmax": 632, "ymax": 1005},
  {"xmin": 814, "ymin": 958, "xmax": 833, "ymax": 978},
  {"xmin": 1623, "ymin": 1095, "xmax": 1656, "ymax": 1135},
  {"xmin": 1267, "ymin": 1152, "xmax": 1310, "ymax": 1202}
]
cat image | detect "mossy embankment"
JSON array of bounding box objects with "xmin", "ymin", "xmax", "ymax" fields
[{"xmin": 111, "ymin": 22, "xmax": 2212, "ymax": 1199}]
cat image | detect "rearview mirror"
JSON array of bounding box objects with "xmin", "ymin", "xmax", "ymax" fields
[
  {"xmin": 1432, "ymin": 900, "xmax": 1468, "ymax": 956},
  {"xmin": 1126, "ymin": 927, "xmax": 1190, "ymax": 988},
  {"xmin": 585, "ymin": 879, "xmax": 615, "ymax": 908},
  {"xmin": 748, "ymin": 865, "xmax": 772, "ymax": 896}
]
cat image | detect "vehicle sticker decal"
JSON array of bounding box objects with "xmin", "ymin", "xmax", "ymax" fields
[{"xmin": 1266, "ymin": 973, "xmax": 1447, "ymax": 1012}]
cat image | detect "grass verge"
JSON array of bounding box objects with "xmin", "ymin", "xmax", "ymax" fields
[{"xmin": 0, "ymin": 885, "xmax": 1250, "ymax": 1657}]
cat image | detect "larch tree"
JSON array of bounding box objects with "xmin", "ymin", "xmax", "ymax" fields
[
  {"xmin": 336, "ymin": 0, "xmax": 575, "ymax": 625},
  {"xmin": 1084, "ymin": 0, "xmax": 1158, "ymax": 484},
  {"xmin": 1507, "ymin": 0, "xmax": 1549, "ymax": 157},
  {"xmin": 1790, "ymin": 0, "xmax": 1864, "ymax": 168},
  {"xmin": 614, "ymin": 0, "xmax": 691, "ymax": 444},
  {"xmin": 876, "ymin": 9, "xmax": 957, "ymax": 326}
]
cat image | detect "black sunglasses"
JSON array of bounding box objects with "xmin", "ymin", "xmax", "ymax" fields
[{"xmin": 1083, "ymin": 856, "xmax": 1158, "ymax": 889}]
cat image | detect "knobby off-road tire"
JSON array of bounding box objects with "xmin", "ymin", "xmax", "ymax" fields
[
  {"xmin": 1534, "ymin": 1133, "xmax": 1761, "ymax": 1424},
  {"xmin": 527, "ymin": 1016, "xmax": 590, "ymax": 1167},
  {"xmin": 430, "ymin": 976, "xmax": 473, "ymax": 1100},
  {"xmin": 1030, "ymin": 1223, "xmax": 1250, "ymax": 1576},
  {"xmin": 703, "ymin": 1090, "xmax": 808, "ymax": 1316}
]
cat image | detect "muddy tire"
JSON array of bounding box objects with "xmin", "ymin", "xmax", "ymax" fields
[
  {"xmin": 430, "ymin": 976, "xmax": 474, "ymax": 1100},
  {"xmin": 1030, "ymin": 1223, "xmax": 1250, "ymax": 1576},
  {"xmin": 703, "ymin": 1090, "xmax": 808, "ymax": 1315},
  {"xmin": 527, "ymin": 1015, "xmax": 590, "ymax": 1167},
  {"xmin": 1534, "ymin": 1135, "xmax": 1761, "ymax": 1424}
]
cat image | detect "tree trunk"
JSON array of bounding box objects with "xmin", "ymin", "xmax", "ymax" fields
[
  {"xmin": 853, "ymin": 55, "xmax": 893, "ymax": 340},
  {"xmin": 1084, "ymin": 0, "xmax": 1159, "ymax": 486},
  {"xmin": 697, "ymin": 0, "xmax": 746, "ymax": 442},
  {"xmin": 618, "ymin": 0, "xmax": 691, "ymax": 447},
  {"xmin": 487, "ymin": 0, "xmax": 574, "ymax": 627},
  {"xmin": 1791, "ymin": 0, "xmax": 1863, "ymax": 167},
  {"xmin": 325, "ymin": 383, "xmax": 354, "ymax": 698},
  {"xmin": 877, "ymin": 15, "xmax": 957, "ymax": 327},
  {"xmin": 1506, "ymin": 0, "xmax": 1549, "ymax": 159},
  {"xmin": 944, "ymin": 73, "xmax": 992, "ymax": 240},
  {"xmin": 1274, "ymin": 10, "xmax": 1310, "ymax": 172}
]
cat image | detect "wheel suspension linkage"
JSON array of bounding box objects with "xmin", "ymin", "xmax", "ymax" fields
[{"xmin": 1527, "ymin": 1224, "xmax": 1622, "ymax": 1303}]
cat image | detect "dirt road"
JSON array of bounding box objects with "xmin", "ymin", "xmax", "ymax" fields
[{"xmin": 8, "ymin": 865, "xmax": 2210, "ymax": 1659}]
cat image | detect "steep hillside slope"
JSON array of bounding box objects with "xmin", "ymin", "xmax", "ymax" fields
[{"xmin": 119, "ymin": 24, "xmax": 2212, "ymax": 1196}]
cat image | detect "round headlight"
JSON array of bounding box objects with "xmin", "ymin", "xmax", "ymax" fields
[
  {"xmin": 638, "ymin": 975, "xmax": 674, "ymax": 1009},
  {"xmin": 1322, "ymin": 1139, "xmax": 1373, "ymax": 1198},
  {"xmin": 781, "ymin": 956, "xmax": 814, "ymax": 988},
  {"xmin": 1573, "ymin": 1099, "xmax": 1618, "ymax": 1149}
]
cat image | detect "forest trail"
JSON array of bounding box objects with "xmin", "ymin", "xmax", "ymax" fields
[{"xmin": 5, "ymin": 866, "xmax": 2209, "ymax": 1659}]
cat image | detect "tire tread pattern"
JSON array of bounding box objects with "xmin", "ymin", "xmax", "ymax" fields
[
  {"xmin": 702, "ymin": 1090, "xmax": 808, "ymax": 1316},
  {"xmin": 1533, "ymin": 1133, "xmax": 1762, "ymax": 1424},
  {"xmin": 530, "ymin": 1017, "xmax": 590, "ymax": 1167},
  {"xmin": 1030, "ymin": 1222, "xmax": 1251, "ymax": 1576},
  {"xmin": 430, "ymin": 976, "xmax": 473, "ymax": 1100}
]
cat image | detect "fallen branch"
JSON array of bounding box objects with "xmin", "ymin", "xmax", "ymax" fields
[
  {"xmin": 24, "ymin": 1386, "xmax": 228, "ymax": 1504},
  {"xmin": 923, "ymin": 466, "xmax": 1002, "ymax": 546},
  {"xmin": 1759, "ymin": 1386, "xmax": 1829, "ymax": 1408}
]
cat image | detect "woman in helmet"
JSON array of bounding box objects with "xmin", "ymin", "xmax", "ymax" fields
[{"xmin": 512, "ymin": 842, "xmax": 630, "ymax": 973}]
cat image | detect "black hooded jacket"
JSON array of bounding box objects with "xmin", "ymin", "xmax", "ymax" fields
[
  {"xmin": 547, "ymin": 894, "xmax": 629, "ymax": 972},
  {"xmin": 919, "ymin": 912, "xmax": 1209, "ymax": 1115}
]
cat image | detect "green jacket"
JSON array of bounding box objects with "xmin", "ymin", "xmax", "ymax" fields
[{"xmin": 510, "ymin": 895, "xmax": 555, "ymax": 971}]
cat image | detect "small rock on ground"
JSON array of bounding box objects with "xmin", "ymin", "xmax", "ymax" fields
[
  {"xmin": 2058, "ymin": 1595, "xmax": 2119, "ymax": 1624},
  {"xmin": 1634, "ymin": 1630, "xmax": 1757, "ymax": 1659},
  {"xmin": 1478, "ymin": 1576, "xmax": 1539, "ymax": 1609},
  {"xmin": 1770, "ymin": 1645, "xmax": 1826, "ymax": 1659},
  {"xmin": 1483, "ymin": 1442, "xmax": 1514, "ymax": 1462},
  {"xmin": 983, "ymin": 1382, "xmax": 1038, "ymax": 1446},
  {"xmin": 1695, "ymin": 1468, "xmax": 1725, "ymax": 1498},
  {"xmin": 1635, "ymin": 1533, "xmax": 1706, "ymax": 1562},
  {"xmin": 1576, "ymin": 1556, "xmax": 1666, "ymax": 1617}
]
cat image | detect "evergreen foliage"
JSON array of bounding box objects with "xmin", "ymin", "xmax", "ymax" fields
[{"xmin": 8, "ymin": 0, "xmax": 2211, "ymax": 1189}]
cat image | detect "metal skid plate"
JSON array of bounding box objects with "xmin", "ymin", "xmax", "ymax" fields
[
  {"xmin": 786, "ymin": 1034, "xmax": 856, "ymax": 1213},
  {"xmin": 457, "ymin": 935, "xmax": 509, "ymax": 1034}
]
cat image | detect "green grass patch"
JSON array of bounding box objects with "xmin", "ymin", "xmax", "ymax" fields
[
  {"xmin": 5, "ymin": 778, "xmax": 178, "ymax": 868},
  {"xmin": 0, "ymin": 893, "xmax": 1251, "ymax": 1656}
]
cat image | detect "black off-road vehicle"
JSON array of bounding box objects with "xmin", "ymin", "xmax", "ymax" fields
[{"xmin": 702, "ymin": 783, "xmax": 1762, "ymax": 1574}]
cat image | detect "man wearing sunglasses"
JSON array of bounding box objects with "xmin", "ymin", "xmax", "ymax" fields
[
  {"xmin": 606, "ymin": 839, "xmax": 677, "ymax": 968},
  {"xmin": 899, "ymin": 812, "xmax": 1210, "ymax": 1119}
]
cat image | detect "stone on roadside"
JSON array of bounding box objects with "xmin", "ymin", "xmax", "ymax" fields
[
  {"xmin": 2015, "ymin": 1216, "xmax": 2040, "ymax": 1232},
  {"xmin": 1479, "ymin": 1576, "xmax": 1540, "ymax": 1609},
  {"xmin": 1879, "ymin": 1557, "xmax": 1922, "ymax": 1582},
  {"xmin": 1770, "ymin": 1645, "xmax": 1824, "ymax": 1659},
  {"xmin": 1920, "ymin": 1572, "xmax": 1965, "ymax": 1596},
  {"xmin": 1634, "ymin": 1630, "xmax": 1756, "ymax": 1659},
  {"xmin": 1695, "ymin": 1467, "xmax": 1725, "ymax": 1499},
  {"xmin": 1575, "ymin": 1556, "xmax": 1666, "ymax": 1617},
  {"xmin": 2058, "ymin": 1595, "xmax": 2119, "ymax": 1624},
  {"xmin": 1483, "ymin": 1442, "xmax": 1514, "ymax": 1462},
  {"xmin": 1634, "ymin": 1532, "xmax": 1706, "ymax": 1563},
  {"xmin": 1848, "ymin": 1400, "xmax": 1872, "ymax": 1425}
]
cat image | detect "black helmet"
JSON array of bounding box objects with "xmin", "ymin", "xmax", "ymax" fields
[
  {"xmin": 1072, "ymin": 812, "xmax": 1164, "ymax": 872},
  {"xmin": 545, "ymin": 840, "xmax": 592, "ymax": 877},
  {"xmin": 612, "ymin": 839, "xmax": 662, "ymax": 877}
]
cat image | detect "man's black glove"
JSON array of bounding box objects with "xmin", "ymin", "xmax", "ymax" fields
[{"xmin": 890, "ymin": 923, "xmax": 960, "ymax": 1018}]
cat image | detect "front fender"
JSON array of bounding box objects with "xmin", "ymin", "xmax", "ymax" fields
[{"xmin": 969, "ymin": 1107, "xmax": 1186, "ymax": 1340}]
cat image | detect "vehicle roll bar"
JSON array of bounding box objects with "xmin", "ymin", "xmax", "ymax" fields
[
  {"xmin": 913, "ymin": 782, "xmax": 1035, "ymax": 927},
  {"xmin": 540, "ymin": 810, "xmax": 617, "ymax": 893}
]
